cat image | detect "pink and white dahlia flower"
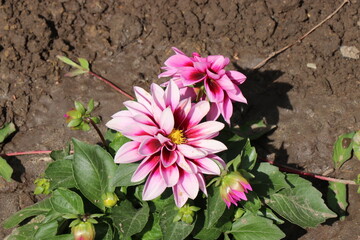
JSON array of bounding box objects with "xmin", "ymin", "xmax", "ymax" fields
[
  {"xmin": 106, "ymin": 81, "xmax": 227, "ymax": 207},
  {"xmin": 159, "ymin": 47, "xmax": 247, "ymax": 124}
]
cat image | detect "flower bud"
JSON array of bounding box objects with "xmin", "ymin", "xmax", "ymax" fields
[
  {"xmin": 102, "ymin": 192, "xmax": 119, "ymax": 208},
  {"xmin": 219, "ymin": 171, "xmax": 252, "ymax": 208},
  {"xmin": 34, "ymin": 178, "xmax": 51, "ymax": 195},
  {"xmin": 71, "ymin": 221, "xmax": 95, "ymax": 240},
  {"xmin": 173, "ymin": 204, "xmax": 200, "ymax": 224}
]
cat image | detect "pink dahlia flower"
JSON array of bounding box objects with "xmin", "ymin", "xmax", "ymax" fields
[
  {"xmin": 106, "ymin": 81, "xmax": 227, "ymax": 207},
  {"xmin": 219, "ymin": 171, "xmax": 252, "ymax": 208},
  {"xmin": 159, "ymin": 47, "xmax": 247, "ymax": 124}
]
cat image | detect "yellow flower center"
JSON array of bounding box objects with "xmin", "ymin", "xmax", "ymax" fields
[{"xmin": 168, "ymin": 129, "xmax": 187, "ymax": 145}]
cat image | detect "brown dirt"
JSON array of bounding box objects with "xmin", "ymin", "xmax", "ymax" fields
[{"xmin": 1, "ymin": 0, "xmax": 359, "ymax": 239}]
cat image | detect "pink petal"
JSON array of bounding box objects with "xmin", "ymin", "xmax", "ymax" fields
[
  {"xmin": 151, "ymin": 83, "xmax": 166, "ymax": 110},
  {"xmin": 160, "ymin": 107, "xmax": 174, "ymax": 135},
  {"xmin": 208, "ymin": 55, "xmax": 229, "ymax": 72},
  {"xmin": 177, "ymin": 144, "xmax": 207, "ymax": 159},
  {"xmin": 179, "ymin": 172, "xmax": 199, "ymax": 199},
  {"xmin": 111, "ymin": 110, "xmax": 132, "ymax": 118},
  {"xmin": 160, "ymin": 148, "xmax": 178, "ymax": 167},
  {"xmin": 196, "ymin": 173, "xmax": 207, "ymax": 195},
  {"xmin": 190, "ymin": 139, "xmax": 227, "ymax": 154},
  {"xmin": 180, "ymin": 67, "xmax": 207, "ymax": 85},
  {"xmin": 160, "ymin": 164, "xmax": 179, "ymax": 187},
  {"xmin": 186, "ymin": 121, "xmax": 224, "ymax": 141},
  {"xmin": 142, "ymin": 167, "xmax": 167, "ymax": 200},
  {"xmin": 217, "ymin": 75, "xmax": 237, "ymax": 91},
  {"xmin": 204, "ymin": 78, "xmax": 224, "ymax": 102},
  {"xmin": 206, "ymin": 68, "xmax": 221, "ymax": 80},
  {"xmin": 206, "ymin": 103, "xmax": 221, "ymax": 121},
  {"xmin": 226, "ymin": 86, "xmax": 247, "ymax": 103},
  {"xmin": 133, "ymin": 115, "xmax": 158, "ymax": 135},
  {"xmin": 138, "ymin": 137, "xmax": 162, "ymax": 156},
  {"xmin": 179, "ymin": 87, "xmax": 197, "ymax": 101},
  {"xmin": 172, "ymin": 47, "xmax": 186, "ymax": 55},
  {"xmin": 158, "ymin": 68, "xmax": 178, "ymax": 78},
  {"xmin": 219, "ymin": 96, "xmax": 233, "ymax": 124},
  {"xmin": 106, "ymin": 117, "xmax": 149, "ymax": 141},
  {"xmin": 164, "ymin": 54, "xmax": 193, "ymax": 68},
  {"xmin": 176, "ymin": 153, "xmax": 197, "ymax": 173},
  {"xmin": 134, "ymin": 86, "xmax": 152, "ymax": 111},
  {"xmin": 193, "ymin": 62, "xmax": 208, "ymax": 72},
  {"xmin": 173, "ymin": 184, "xmax": 189, "ymax": 207},
  {"xmin": 193, "ymin": 156, "xmax": 222, "ymax": 175},
  {"xmin": 173, "ymin": 98, "xmax": 192, "ymax": 127},
  {"xmin": 124, "ymin": 101, "xmax": 151, "ymax": 116},
  {"xmin": 164, "ymin": 80, "xmax": 180, "ymax": 111},
  {"xmin": 225, "ymin": 70, "xmax": 246, "ymax": 85},
  {"xmin": 131, "ymin": 155, "xmax": 160, "ymax": 182},
  {"xmin": 114, "ymin": 141, "xmax": 143, "ymax": 163},
  {"xmin": 183, "ymin": 101, "xmax": 210, "ymax": 129}
]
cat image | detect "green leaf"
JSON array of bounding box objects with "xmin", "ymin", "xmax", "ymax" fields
[
  {"xmin": 233, "ymin": 119, "xmax": 276, "ymax": 140},
  {"xmin": 111, "ymin": 200, "xmax": 149, "ymax": 239},
  {"xmin": 3, "ymin": 198, "xmax": 53, "ymax": 228},
  {"xmin": 56, "ymin": 55, "xmax": 81, "ymax": 69},
  {"xmin": 72, "ymin": 139, "xmax": 117, "ymax": 211},
  {"xmin": 67, "ymin": 118, "xmax": 83, "ymax": 128},
  {"xmin": 78, "ymin": 58, "xmax": 90, "ymax": 71},
  {"xmin": 110, "ymin": 163, "xmax": 142, "ymax": 187},
  {"xmin": 0, "ymin": 122, "xmax": 16, "ymax": 143},
  {"xmin": 239, "ymin": 139, "xmax": 257, "ymax": 171},
  {"xmin": 332, "ymin": 132, "xmax": 355, "ymax": 169},
  {"xmin": 74, "ymin": 101, "xmax": 86, "ymax": 115},
  {"xmin": 203, "ymin": 185, "xmax": 226, "ymax": 228},
  {"xmin": 0, "ymin": 156, "xmax": 13, "ymax": 181},
  {"xmin": 65, "ymin": 69, "xmax": 88, "ymax": 77},
  {"xmin": 352, "ymin": 131, "xmax": 360, "ymax": 160},
  {"xmin": 34, "ymin": 220, "xmax": 58, "ymax": 239},
  {"xmin": 327, "ymin": 182, "xmax": 348, "ymax": 220},
  {"xmin": 45, "ymin": 159, "xmax": 76, "ymax": 189},
  {"xmin": 49, "ymin": 144, "xmax": 71, "ymax": 161},
  {"xmin": 95, "ymin": 222, "xmax": 114, "ymax": 240},
  {"xmin": 229, "ymin": 213, "xmax": 285, "ymax": 240},
  {"xmin": 159, "ymin": 200, "xmax": 194, "ymax": 240},
  {"xmin": 241, "ymin": 191, "xmax": 261, "ymax": 213},
  {"xmin": 51, "ymin": 188, "xmax": 84, "ymax": 215},
  {"xmin": 139, "ymin": 213, "xmax": 163, "ymax": 240},
  {"xmin": 266, "ymin": 174, "xmax": 337, "ymax": 228},
  {"xmin": 109, "ymin": 134, "xmax": 131, "ymax": 155},
  {"xmin": 257, "ymin": 207, "xmax": 284, "ymax": 224},
  {"xmin": 87, "ymin": 99, "xmax": 95, "ymax": 113},
  {"xmin": 252, "ymin": 163, "xmax": 289, "ymax": 197}
]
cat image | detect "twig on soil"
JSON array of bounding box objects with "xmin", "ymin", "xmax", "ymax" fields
[
  {"xmin": 261, "ymin": 158, "xmax": 357, "ymax": 185},
  {"xmin": 0, "ymin": 150, "xmax": 52, "ymax": 157},
  {"xmin": 252, "ymin": 0, "xmax": 350, "ymax": 70},
  {"xmin": 88, "ymin": 71, "xmax": 135, "ymax": 100}
]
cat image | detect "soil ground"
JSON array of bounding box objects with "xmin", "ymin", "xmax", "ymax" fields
[{"xmin": 1, "ymin": 0, "xmax": 359, "ymax": 239}]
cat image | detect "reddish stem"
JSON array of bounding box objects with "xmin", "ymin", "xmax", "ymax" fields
[
  {"xmin": 261, "ymin": 158, "xmax": 356, "ymax": 185},
  {"xmin": 1, "ymin": 150, "xmax": 52, "ymax": 157},
  {"xmin": 88, "ymin": 71, "xmax": 135, "ymax": 100}
]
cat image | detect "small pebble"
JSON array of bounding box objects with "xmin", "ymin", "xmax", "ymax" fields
[
  {"xmin": 340, "ymin": 46, "xmax": 360, "ymax": 59},
  {"xmin": 306, "ymin": 63, "xmax": 317, "ymax": 70}
]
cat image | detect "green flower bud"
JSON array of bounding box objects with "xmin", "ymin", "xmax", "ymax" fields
[
  {"xmin": 102, "ymin": 192, "xmax": 119, "ymax": 208},
  {"xmin": 34, "ymin": 178, "xmax": 51, "ymax": 195},
  {"xmin": 173, "ymin": 204, "xmax": 200, "ymax": 224},
  {"xmin": 71, "ymin": 221, "xmax": 95, "ymax": 240}
]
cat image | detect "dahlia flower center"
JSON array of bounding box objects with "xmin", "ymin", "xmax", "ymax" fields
[{"xmin": 168, "ymin": 129, "xmax": 186, "ymax": 145}]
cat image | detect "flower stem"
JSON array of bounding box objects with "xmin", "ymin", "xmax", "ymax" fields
[
  {"xmin": 88, "ymin": 71, "xmax": 135, "ymax": 100},
  {"xmin": 85, "ymin": 117, "xmax": 108, "ymax": 151},
  {"xmin": 0, "ymin": 150, "xmax": 52, "ymax": 157},
  {"xmin": 261, "ymin": 158, "xmax": 357, "ymax": 185}
]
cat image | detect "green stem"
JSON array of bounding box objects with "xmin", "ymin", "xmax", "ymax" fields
[{"xmin": 85, "ymin": 117, "xmax": 108, "ymax": 151}]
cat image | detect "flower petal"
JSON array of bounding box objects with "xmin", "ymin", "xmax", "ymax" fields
[
  {"xmin": 208, "ymin": 55, "xmax": 230, "ymax": 73},
  {"xmin": 204, "ymin": 78, "xmax": 224, "ymax": 102},
  {"xmin": 177, "ymin": 144, "xmax": 207, "ymax": 159},
  {"xmin": 151, "ymin": 83, "xmax": 166, "ymax": 110},
  {"xmin": 206, "ymin": 103, "xmax": 221, "ymax": 121},
  {"xmin": 220, "ymin": 96, "xmax": 233, "ymax": 124},
  {"xmin": 160, "ymin": 107, "xmax": 174, "ymax": 135},
  {"xmin": 179, "ymin": 172, "xmax": 199, "ymax": 199},
  {"xmin": 160, "ymin": 148, "xmax": 178, "ymax": 167},
  {"xmin": 180, "ymin": 67, "xmax": 207, "ymax": 85},
  {"xmin": 114, "ymin": 141, "xmax": 143, "ymax": 163},
  {"xmin": 142, "ymin": 167, "xmax": 167, "ymax": 200},
  {"xmin": 164, "ymin": 54, "xmax": 193, "ymax": 68},
  {"xmin": 173, "ymin": 183, "xmax": 189, "ymax": 207},
  {"xmin": 134, "ymin": 86, "xmax": 152, "ymax": 111},
  {"xmin": 190, "ymin": 139, "xmax": 227, "ymax": 154},
  {"xmin": 193, "ymin": 156, "xmax": 222, "ymax": 175},
  {"xmin": 124, "ymin": 100, "xmax": 151, "ymax": 116},
  {"xmin": 186, "ymin": 121, "xmax": 224, "ymax": 141},
  {"xmin": 160, "ymin": 164, "xmax": 179, "ymax": 187},
  {"xmin": 225, "ymin": 70, "xmax": 246, "ymax": 85},
  {"xmin": 131, "ymin": 155, "xmax": 160, "ymax": 182},
  {"xmin": 164, "ymin": 80, "xmax": 180, "ymax": 111},
  {"xmin": 182, "ymin": 101, "xmax": 210, "ymax": 129},
  {"xmin": 176, "ymin": 152, "xmax": 197, "ymax": 173},
  {"xmin": 196, "ymin": 173, "xmax": 207, "ymax": 195},
  {"xmin": 138, "ymin": 137, "xmax": 162, "ymax": 156},
  {"xmin": 106, "ymin": 117, "xmax": 149, "ymax": 141}
]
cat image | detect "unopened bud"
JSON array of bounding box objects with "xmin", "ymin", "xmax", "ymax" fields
[
  {"xmin": 71, "ymin": 221, "xmax": 95, "ymax": 240},
  {"xmin": 220, "ymin": 171, "xmax": 252, "ymax": 208},
  {"xmin": 102, "ymin": 192, "xmax": 119, "ymax": 208}
]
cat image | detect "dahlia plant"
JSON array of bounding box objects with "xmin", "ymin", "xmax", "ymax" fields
[{"xmin": 3, "ymin": 49, "xmax": 344, "ymax": 240}]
